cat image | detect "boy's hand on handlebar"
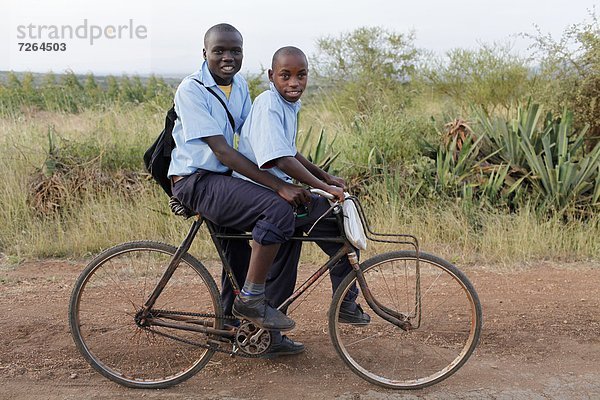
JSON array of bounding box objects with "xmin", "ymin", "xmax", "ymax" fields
[
  {"xmin": 326, "ymin": 185, "xmax": 345, "ymax": 202},
  {"xmin": 276, "ymin": 183, "xmax": 311, "ymax": 206},
  {"xmin": 324, "ymin": 173, "xmax": 347, "ymax": 190}
]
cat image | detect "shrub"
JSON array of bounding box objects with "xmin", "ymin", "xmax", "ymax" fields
[
  {"xmin": 311, "ymin": 27, "xmax": 419, "ymax": 115},
  {"xmin": 421, "ymin": 102, "xmax": 600, "ymax": 213},
  {"xmin": 526, "ymin": 10, "xmax": 600, "ymax": 144},
  {"xmin": 421, "ymin": 42, "xmax": 531, "ymax": 112}
]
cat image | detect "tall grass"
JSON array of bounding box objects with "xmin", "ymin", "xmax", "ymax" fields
[
  {"xmin": 1, "ymin": 102, "xmax": 598, "ymax": 265},
  {"xmin": 0, "ymin": 108, "xmax": 216, "ymax": 260},
  {"xmin": 355, "ymin": 177, "xmax": 600, "ymax": 265}
]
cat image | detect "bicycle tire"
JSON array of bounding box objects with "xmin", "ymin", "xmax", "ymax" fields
[
  {"xmin": 329, "ymin": 250, "xmax": 482, "ymax": 389},
  {"xmin": 69, "ymin": 241, "xmax": 223, "ymax": 389}
]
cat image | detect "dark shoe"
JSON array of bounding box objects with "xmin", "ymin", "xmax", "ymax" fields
[
  {"xmin": 261, "ymin": 335, "xmax": 305, "ymax": 358},
  {"xmin": 338, "ymin": 303, "xmax": 371, "ymax": 326},
  {"xmin": 232, "ymin": 295, "xmax": 295, "ymax": 331}
]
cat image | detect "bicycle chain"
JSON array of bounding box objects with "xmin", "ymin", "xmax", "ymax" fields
[
  {"xmin": 150, "ymin": 309, "xmax": 237, "ymax": 320},
  {"xmin": 146, "ymin": 309, "xmax": 264, "ymax": 358}
]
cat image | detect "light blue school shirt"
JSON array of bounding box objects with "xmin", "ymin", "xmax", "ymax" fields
[
  {"xmin": 234, "ymin": 82, "xmax": 301, "ymax": 183},
  {"xmin": 167, "ymin": 61, "xmax": 251, "ymax": 178}
]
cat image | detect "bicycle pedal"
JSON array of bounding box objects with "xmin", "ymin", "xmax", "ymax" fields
[
  {"xmin": 231, "ymin": 344, "xmax": 240, "ymax": 357},
  {"xmin": 207, "ymin": 338, "xmax": 224, "ymax": 347}
]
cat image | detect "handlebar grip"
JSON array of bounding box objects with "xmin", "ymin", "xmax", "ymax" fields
[{"xmin": 309, "ymin": 188, "xmax": 336, "ymax": 200}]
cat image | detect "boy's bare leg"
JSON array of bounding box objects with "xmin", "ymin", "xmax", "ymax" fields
[
  {"xmin": 233, "ymin": 241, "xmax": 296, "ymax": 331},
  {"xmin": 246, "ymin": 241, "xmax": 280, "ymax": 282}
]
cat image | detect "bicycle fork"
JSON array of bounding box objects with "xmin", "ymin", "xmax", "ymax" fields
[{"xmin": 347, "ymin": 251, "xmax": 415, "ymax": 331}]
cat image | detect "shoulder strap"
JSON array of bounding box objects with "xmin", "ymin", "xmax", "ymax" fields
[{"xmin": 190, "ymin": 78, "xmax": 236, "ymax": 132}]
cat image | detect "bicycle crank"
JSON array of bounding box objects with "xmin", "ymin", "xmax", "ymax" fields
[{"xmin": 235, "ymin": 321, "xmax": 272, "ymax": 356}]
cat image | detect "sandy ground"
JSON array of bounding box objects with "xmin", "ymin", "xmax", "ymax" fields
[{"xmin": 0, "ymin": 258, "xmax": 599, "ymax": 400}]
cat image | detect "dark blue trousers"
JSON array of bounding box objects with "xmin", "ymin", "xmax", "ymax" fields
[
  {"xmin": 266, "ymin": 195, "xmax": 359, "ymax": 314},
  {"xmin": 218, "ymin": 195, "xmax": 359, "ymax": 315},
  {"xmin": 173, "ymin": 173, "xmax": 357, "ymax": 316}
]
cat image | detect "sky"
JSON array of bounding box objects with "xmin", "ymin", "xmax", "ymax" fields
[{"xmin": 0, "ymin": 0, "xmax": 597, "ymax": 77}]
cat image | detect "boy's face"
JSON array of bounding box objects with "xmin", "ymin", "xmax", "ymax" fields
[
  {"xmin": 268, "ymin": 53, "xmax": 308, "ymax": 103},
  {"xmin": 203, "ymin": 31, "xmax": 243, "ymax": 85}
]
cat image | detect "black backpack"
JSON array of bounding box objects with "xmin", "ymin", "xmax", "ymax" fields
[{"xmin": 143, "ymin": 78, "xmax": 236, "ymax": 197}]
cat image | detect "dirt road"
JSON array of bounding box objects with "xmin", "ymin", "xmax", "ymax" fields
[{"xmin": 1, "ymin": 259, "xmax": 598, "ymax": 399}]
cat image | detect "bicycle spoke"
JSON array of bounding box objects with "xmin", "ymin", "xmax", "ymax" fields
[
  {"xmin": 330, "ymin": 251, "xmax": 481, "ymax": 389},
  {"xmin": 409, "ymin": 270, "xmax": 444, "ymax": 316},
  {"xmin": 70, "ymin": 242, "xmax": 222, "ymax": 388}
]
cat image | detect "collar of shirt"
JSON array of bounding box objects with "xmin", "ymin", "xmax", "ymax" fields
[
  {"xmin": 197, "ymin": 61, "xmax": 242, "ymax": 97},
  {"xmin": 269, "ymin": 82, "xmax": 301, "ymax": 112},
  {"xmin": 167, "ymin": 63, "xmax": 251, "ymax": 178}
]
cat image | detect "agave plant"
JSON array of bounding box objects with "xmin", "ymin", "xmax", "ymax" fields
[
  {"xmin": 297, "ymin": 126, "xmax": 340, "ymax": 172},
  {"xmin": 429, "ymin": 101, "xmax": 600, "ymax": 212},
  {"xmin": 443, "ymin": 118, "xmax": 475, "ymax": 159},
  {"xmin": 474, "ymin": 102, "xmax": 599, "ymax": 212},
  {"xmin": 519, "ymin": 110, "xmax": 599, "ymax": 211},
  {"xmin": 474, "ymin": 102, "xmax": 543, "ymax": 172},
  {"xmin": 593, "ymin": 165, "xmax": 600, "ymax": 206},
  {"xmin": 434, "ymin": 133, "xmax": 484, "ymax": 192}
]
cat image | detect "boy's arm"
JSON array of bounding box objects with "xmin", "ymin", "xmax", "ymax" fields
[
  {"xmin": 273, "ymin": 156, "xmax": 344, "ymax": 201},
  {"xmin": 294, "ymin": 152, "xmax": 346, "ymax": 189},
  {"xmin": 203, "ymin": 135, "xmax": 310, "ymax": 206}
]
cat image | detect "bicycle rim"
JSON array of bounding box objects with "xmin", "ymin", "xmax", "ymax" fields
[
  {"xmin": 329, "ymin": 250, "xmax": 482, "ymax": 389},
  {"xmin": 69, "ymin": 241, "xmax": 222, "ymax": 388}
]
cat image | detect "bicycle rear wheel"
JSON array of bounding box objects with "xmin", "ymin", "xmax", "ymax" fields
[
  {"xmin": 329, "ymin": 250, "xmax": 482, "ymax": 389},
  {"xmin": 69, "ymin": 241, "xmax": 223, "ymax": 389}
]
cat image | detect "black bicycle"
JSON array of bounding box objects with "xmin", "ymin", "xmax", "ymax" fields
[{"xmin": 69, "ymin": 189, "xmax": 482, "ymax": 390}]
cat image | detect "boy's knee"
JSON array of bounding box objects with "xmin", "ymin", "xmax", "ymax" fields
[{"xmin": 251, "ymin": 201, "xmax": 295, "ymax": 245}]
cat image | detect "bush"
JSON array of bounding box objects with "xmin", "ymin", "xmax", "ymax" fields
[
  {"xmin": 421, "ymin": 42, "xmax": 531, "ymax": 112},
  {"xmin": 311, "ymin": 27, "xmax": 419, "ymax": 115},
  {"xmin": 526, "ymin": 10, "xmax": 600, "ymax": 143},
  {"xmin": 418, "ymin": 102, "xmax": 600, "ymax": 213},
  {"xmin": 27, "ymin": 128, "xmax": 147, "ymax": 216}
]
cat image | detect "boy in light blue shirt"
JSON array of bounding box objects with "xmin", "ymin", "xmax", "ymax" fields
[
  {"xmin": 236, "ymin": 46, "xmax": 371, "ymax": 329},
  {"xmin": 169, "ymin": 25, "xmax": 314, "ymax": 337},
  {"xmin": 168, "ymin": 60, "xmax": 251, "ymax": 178},
  {"xmin": 234, "ymin": 81, "xmax": 300, "ymax": 185}
]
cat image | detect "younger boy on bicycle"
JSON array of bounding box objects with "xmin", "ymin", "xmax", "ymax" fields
[{"xmin": 234, "ymin": 46, "xmax": 371, "ymax": 337}]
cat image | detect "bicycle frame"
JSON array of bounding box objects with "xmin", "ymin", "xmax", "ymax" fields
[{"xmin": 139, "ymin": 197, "xmax": 422, "ymax": 341}]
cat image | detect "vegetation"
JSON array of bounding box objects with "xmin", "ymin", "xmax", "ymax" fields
[
  {"xmin": 1, "ymin": 12, "xmax": 599, "ymax": 264},
  {"xmin": 525, "ymin": 10, "xmax": 600, "ymax": 143},
  {"xmin": 0, "ymin": 71, "xmax": 173, "ymax": 115},
  {"xmin": 421, "ymin": 43, "xmax": 532, "ymax": 112}
]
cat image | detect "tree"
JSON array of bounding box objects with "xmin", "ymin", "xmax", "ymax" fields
[
  {"xmin": 422, "ymin": 42, "xmax": 531, "ymax": 112},
  {"xmin": 311, "ymin": 27, "xmax": 419, "ymax": 114},
  {"xmin": 84, "ymin": 74, "xmax": 100, "ymax": 105},
  {"xmin": 526, "ymin": 10, "xmax": 600, "ymax": 145},
  {"xmin": 106, "ymin": 76, "xmax": 120, "ymax": 100},
  {"xmin": 312, "ymin": 26, "xmax": 418, "ymax": 84}
]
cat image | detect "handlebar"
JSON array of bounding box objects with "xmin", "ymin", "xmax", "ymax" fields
[{"xmin": 309, "ymin": 188, "xmax": 337, "ymax": 200}]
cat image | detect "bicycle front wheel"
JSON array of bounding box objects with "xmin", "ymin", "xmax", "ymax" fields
[
  {"xmin": 69, "ymin": 241, "xmax": 223, "ymax": 389},
  {"xmin": 329, "ymin": 251, "xmax": 482, "ymax": 389}
]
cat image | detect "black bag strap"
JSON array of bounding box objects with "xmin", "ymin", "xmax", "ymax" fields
[{"xmin": 190, "ymin": 78, "xmax": 236, "ymax": 132}]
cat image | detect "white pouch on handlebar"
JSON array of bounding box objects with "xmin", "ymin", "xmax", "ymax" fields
[{"xmin": 342, "ymin": 194, "xmax": 367, "ymax": 250}]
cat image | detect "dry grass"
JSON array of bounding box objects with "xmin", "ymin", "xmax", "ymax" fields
[{"xmin": 1, "ymin": 106, "xmax": 599, "ymax": 266}]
